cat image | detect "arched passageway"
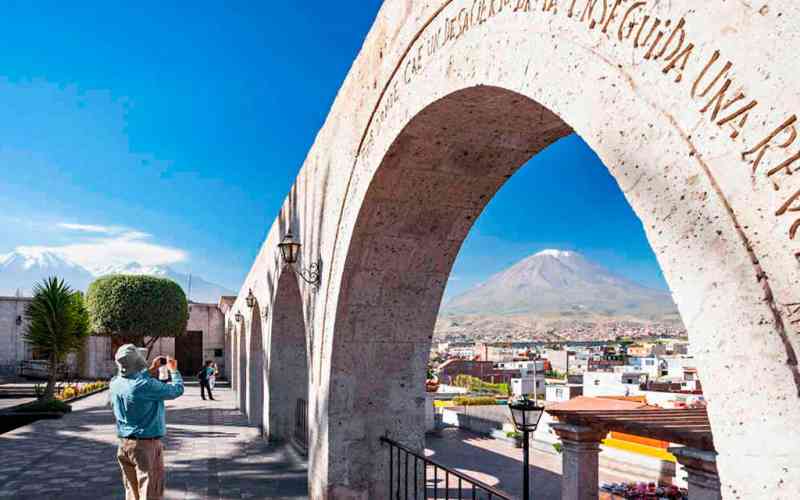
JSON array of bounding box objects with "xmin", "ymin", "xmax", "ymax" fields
[
  {"xmin": 327, "ymin": 87, "xmax": 574, "ymax": 496},
  {"xmin": 225, "ymin": 319, "xmax": 233, "ymax": 382},
  {"xmin": 237, "ymin": 321, "xmax": 247, "ymax": 414},
  {"xmin": 267, "ymin": 270, "xmax": 309, "ymax": 441},
  {"xmin": 229, "ymin": 2, "xmax": 800, "ymax": 498},
  {"xmin": 247, "ymin": 303, "xmax": 265, "ymax": 429}
]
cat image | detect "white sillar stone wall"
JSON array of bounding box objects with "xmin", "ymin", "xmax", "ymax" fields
[
  {"xmin": 0, "ymin": 297, "xmax": 30, "ymax": 375},
  {"xmin": 226, "ymin": 1, "xmax": 800, "ymax": 498}
]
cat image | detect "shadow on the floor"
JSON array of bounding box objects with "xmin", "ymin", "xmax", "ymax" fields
[
  {"xmin": 425, "ymin": 428, "xmax": 562, "ymax": 499},
  {"xmin": 0, "ymin": 396, "xmax": 308, "ymax": 500}
]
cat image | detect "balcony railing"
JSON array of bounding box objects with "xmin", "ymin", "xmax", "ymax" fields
[
  {"xmin": 295, "ymin": 398, "xmax": 308, "ymax": 450},
  {"xmin": 380, "ymin": 436, "xmax": 513, "ymax": 500}
]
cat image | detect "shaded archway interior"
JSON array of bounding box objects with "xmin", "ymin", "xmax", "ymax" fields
[
  {"xmin": 247, "ymin": 302, "xmax": 265, "ymax": 428},
  {"xmin": 237, "ymin": 321, "xmax": 248, "ymax": 414},
  {"xmin": 327, "ymin": 86, "xmax": 573, "ymax": 492},
  {"xmin": 268, "ymin": 269, "xmax": 309, "ymax": 441}
]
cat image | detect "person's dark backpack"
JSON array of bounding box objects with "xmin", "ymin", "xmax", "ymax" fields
[{"xmin": 197, "ymin": 367, "xmax": 208, "ymax": 380}]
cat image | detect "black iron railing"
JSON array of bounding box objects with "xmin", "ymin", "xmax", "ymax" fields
[
  {"xmin": 295, "ymin": 398, "xmax": 308, "ymax": 449},
  {"xmin": 380, "ymin": 436, "xmax": 513, "ymax": 500}
]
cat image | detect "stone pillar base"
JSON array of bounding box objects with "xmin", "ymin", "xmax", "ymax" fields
[
  {"xmin": 668, "ymin": 447, "xmax": 721, "ymax": 500},
  {"xmin": 551, "ymin": 423, "xmax": 607, "ymax": 500}
]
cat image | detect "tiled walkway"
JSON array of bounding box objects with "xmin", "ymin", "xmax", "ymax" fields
[{"xmin": 0, "ymin": 382, "xmax": 308, "ymax": 499}]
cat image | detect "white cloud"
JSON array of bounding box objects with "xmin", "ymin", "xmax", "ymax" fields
[
  {"xmin": 17, "ymin": 224, "xmax": 187, "ymax": 273},
  {"xmin": 58, "ymin": 223, "xmax": 117, "ymax": 234}
]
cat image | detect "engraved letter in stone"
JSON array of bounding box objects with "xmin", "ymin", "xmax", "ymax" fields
[
  {"xmin": 580, "ymin": 0, "xmax": 608, "ymax": 29},
  {"xmin": 514, "ymin": 0, "xmax": 531, "ymax": 12},
  {"xmin": 662, "ymin": 43, "xmax": 694, "ymax": 83},
  {"xmin": 601, "ymin": 0, "xmax": 624, "ymax": 34},
  {"xmin": 692, "ymin": 51, "xmax": 732, "ymax": 99},
  {"xmin": 644, "ymin": 19, "xmax": 671, "ymax": 59},
  {"xmin": 654, "ymin": 18, "xmax": 686, "ymax": 61},
  {"xmin": 743, "ymin": 115, "xmax": 798, "ymax": 175},
  {"xmin": 618, "ymin": 2, "xmax": 647, "ymax": 42},
  {"xmin": 776, "ymin": 189, "xmax": 800, "ymax": 240}
]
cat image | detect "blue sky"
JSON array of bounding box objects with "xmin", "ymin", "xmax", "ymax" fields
[{"xmin": 0, "ymin": 2, "xmax": 667, "ymax": 297}]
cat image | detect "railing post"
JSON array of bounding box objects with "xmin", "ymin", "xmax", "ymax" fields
[{"xmin": 669, "ymin": 447, "xmax": 721, "ymax": 500}]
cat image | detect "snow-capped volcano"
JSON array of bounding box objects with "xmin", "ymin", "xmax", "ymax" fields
[
  {"xmin": 443, "ymin": 249, "xmax": 678, "ymax": 321},
  {"xmin": 0, "ymin": 249, "xmax": 234, "ymax": 303}
]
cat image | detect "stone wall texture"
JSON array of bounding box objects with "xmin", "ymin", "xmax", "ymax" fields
[
  {"xmin": 228, "ymin": 1, "xmax": 800, "ymax": 498},
  {"xmin": 0, "ymin": 297, "xmax": 30, "ymax": 375}
]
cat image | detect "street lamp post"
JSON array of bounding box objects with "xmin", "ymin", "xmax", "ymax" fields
[{"xmin": 508, "ymin": 397, "xmax": 545, "ymax": 500}]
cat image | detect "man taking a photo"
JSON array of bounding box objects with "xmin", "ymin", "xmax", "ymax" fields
[{"xmin": 110, "ymin": 344, "xmax": 184, "ymax": 500}]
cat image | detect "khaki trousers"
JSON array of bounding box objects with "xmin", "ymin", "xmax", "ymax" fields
[{"xmin": 117, "ymin": 438, "xmax": 165, "ymax": 500}]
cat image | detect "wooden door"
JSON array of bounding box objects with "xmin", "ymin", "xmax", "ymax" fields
[{"xmin": 175, "ymin": 330, "xmax": 203, "ymax": 376}]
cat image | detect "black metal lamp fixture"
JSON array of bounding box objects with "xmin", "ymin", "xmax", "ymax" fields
[
  {"xmin": 234, "ymin": 310, "xmax": 243, "ymax": 323},
  {"xmin": 16, "ymin": 315, "xmax": 22, "ymax": 326},
  {"xmin": 508, "ymin": 396, "xmax": 546, "ymax": 500},
  {"xmin": 509, "ymin": 397, "xmax": 545, "ymax": 432},
  {"xmin": 245, "ymin": 289, "xmax": 256, "ymax": 308},
  {"xmin": 278, "ymin": 231, "xmax": 321, "ymax": 286}
]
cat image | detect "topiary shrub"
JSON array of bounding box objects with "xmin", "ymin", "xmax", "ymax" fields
[{"xmin": 86, "ymin": 275, "xmax": 189, "ymax": 351}]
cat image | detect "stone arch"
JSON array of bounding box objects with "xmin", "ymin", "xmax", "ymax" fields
[
  {"xmin": 229, "ymin": 2, "xmax": 800, "ymax": 498},
  {"xmin": 266, "ymin": 268, "xmax": 309, "ymax": 441},
  {"xmin": 237, "ymin": 319, "xmax": 247, "ymax": 413},
  {"xmin": 320, "ymin": 65, "xmax": 799, "ymax": 500},
  {"xmin": 246, "ymin": 302, "xmax": 265, "ymax": 428},
  {"xmin": 225, "ymin": 319, "xmax": 234, "ymax": 383}
]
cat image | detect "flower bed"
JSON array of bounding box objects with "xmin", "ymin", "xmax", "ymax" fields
[
  {"xmin": 55, "ymin": 381, "xmax": 109, "ymax": 402},
  {"xmin": 600, "ymin": 482, "xmax": 687, "ymax": 499}
]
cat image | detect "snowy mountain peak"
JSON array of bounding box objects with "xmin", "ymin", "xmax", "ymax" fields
[
  {"xmin": 444, "ymin": 249, "xmax": 677, "ymax": 321},
  {"xmin": 0, "ymin": 248, "xmax": 234, "ymax": 303},
  {"xmin": 0, "ymin": 249, "xmax": 81, "ymax": 271},
  {"xmin": 535, "ymin": 249, "xmax": 575, "ymax": 259}
]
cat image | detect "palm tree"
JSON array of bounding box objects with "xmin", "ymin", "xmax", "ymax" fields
[{"xmin": 24, "ymin": 277, "xmax": 90, "ymax": 400}]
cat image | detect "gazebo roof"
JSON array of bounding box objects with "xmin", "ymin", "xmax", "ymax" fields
[{"xmin": 547, "ymin": 406, "xmax": 714, "ymax": 451}]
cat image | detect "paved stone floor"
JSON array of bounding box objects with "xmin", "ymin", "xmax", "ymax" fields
[
  {"xmin": 426, "ymin": 428, "xmax": 648, "ymax": 499},
  {"xmin": 0, "ymin": 382, "xmax": 308, "ymax": 499}
]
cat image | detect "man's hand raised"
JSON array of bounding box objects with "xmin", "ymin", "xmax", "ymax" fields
[{"xmin": 167, "ymin": 357, "xmax": 178, "ymax": 372}]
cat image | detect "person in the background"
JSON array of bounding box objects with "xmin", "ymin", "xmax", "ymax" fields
[
  {"xmin": 208, "ymin": 362, "xmax": 218, "ymax": 390},
  {"xmin": 199, "ymin": 360, "xmax": 215, "ymax": 401},
  {"xmin": 110, "ymin": 345, "xmax": 184, "ymax": 500}
]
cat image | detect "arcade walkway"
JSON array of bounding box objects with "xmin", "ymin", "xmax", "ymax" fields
[{"xmin": 0, "ymin": 382, "xmax": 308, "ymax": 499}]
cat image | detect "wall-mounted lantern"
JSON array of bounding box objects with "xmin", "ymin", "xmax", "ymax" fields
[
  {"xmin": 235, "ymin": 311, "xmax": 243, "ymax": 323},
  {"xmin": 278, "ymin": 231, "xmax": 321, "ymax": 286},
  {"xmin": 246, "ymin": 289, "xmax": 256, "ymax": 308},
  {"xmin": 16, "ymin": 315, "xmax": 22, "ymax": 326}
]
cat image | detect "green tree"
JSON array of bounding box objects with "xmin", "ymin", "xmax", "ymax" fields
[
  {"xmin": 24, "ymin": 277, "xmax": 91, "ymax": 400},
  {"xmin": 86, "ymin": 275, "xmax": 189, "ymax": 354}
]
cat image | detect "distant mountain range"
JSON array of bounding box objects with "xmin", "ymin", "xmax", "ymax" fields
[
  {"xmin": 0, "ymin": 249, "xmax": 235, "ymax": 303},
  {"xmin": 442, "ymin": 249, "xmax": 679, "ymax": 322}
]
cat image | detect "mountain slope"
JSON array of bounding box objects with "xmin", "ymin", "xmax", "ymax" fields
[
  {"xmin": 0, "ymin": 250, "xmax": 94, "ymax": 295},
  {"xmin": 0, "ymin": 249, "xmax": 234, "ymax": 303},
  {"xmin": 443, "ymin": 250, "xmax": 677, "ymax": 321}
]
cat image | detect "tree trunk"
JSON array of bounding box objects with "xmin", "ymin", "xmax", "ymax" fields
[
  {"xmin": 144, "ymin": 336, "xmax": 160, "ymax": 358},
  {"xmin": 43, "ymin": 353, "xmax": 58, "ymax": 400}
]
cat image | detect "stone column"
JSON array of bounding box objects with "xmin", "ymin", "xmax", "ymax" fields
[
  {"xmin": 551, "ymin": 423, "xmax": 606, "ymax": 500},
  {"xmin": 668, "ymin": 447, "xmax": 721, "ymax": 500}
]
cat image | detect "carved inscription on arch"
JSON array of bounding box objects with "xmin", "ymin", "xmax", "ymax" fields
[{"xmin": 358, "ymin": 0, "xmax": 800, "ymax": 260}]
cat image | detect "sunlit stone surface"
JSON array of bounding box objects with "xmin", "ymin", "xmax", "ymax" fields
[{"xmin": 228, "ymin": 2, "xmax": 800, "ymax": 498}]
